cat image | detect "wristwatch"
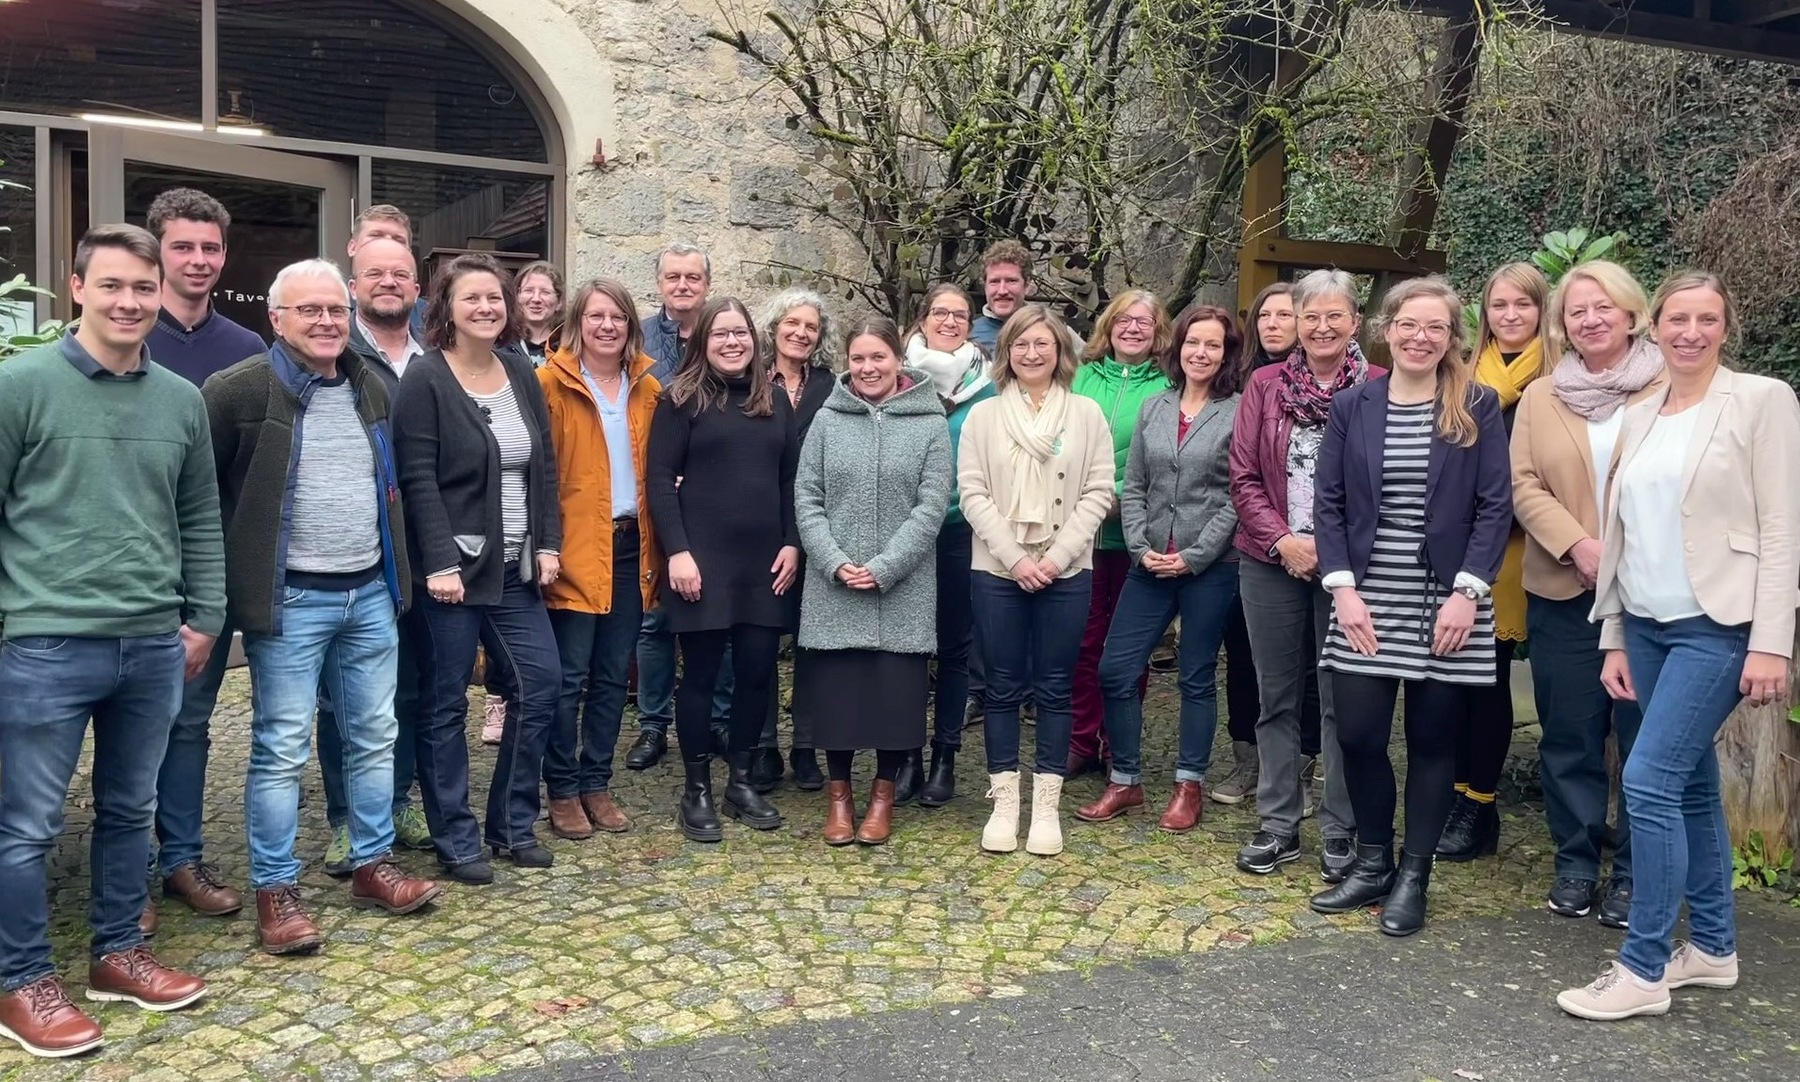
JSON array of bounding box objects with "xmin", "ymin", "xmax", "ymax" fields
[{"xmin": 1455, "ymin": 584, "xmax": 1482, "ymax": 601}]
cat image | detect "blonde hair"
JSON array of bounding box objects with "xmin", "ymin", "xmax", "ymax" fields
[
  {"xmin": 1376, "ymin": 277, "xmax": 1479, "ymax": 447},
  {"xmin": 1544, "ymin": 259, "xmax": 1650, "ymax": 360},
  {"xmin": 992, "ymin": 304, "xmax": 1079, "ymax": 389},
  {"xmin": 1649, "ymin": 270, "xmax": 1741, "ymax": 357},
  {"xmin": 1083, "ymin": 289, "xmax": 1171, "ymax": 363},
  {"xmin": 1473, "ymin": 262, "xmax": 1549, "ymax": 358}
]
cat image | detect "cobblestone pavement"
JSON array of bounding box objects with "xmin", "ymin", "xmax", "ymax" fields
[{"xmin": 14, "ymin": 671, "xmax": 1573, "ymax": 1081}]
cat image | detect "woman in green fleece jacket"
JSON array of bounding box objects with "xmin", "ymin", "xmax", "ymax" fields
[{"xmin": 1069, "ymin": 290, "xmax": 1173, "ymax": 776}]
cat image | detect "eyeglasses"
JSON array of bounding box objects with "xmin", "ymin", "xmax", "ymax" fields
[
  {"xmin": 274, "ymin": 304, "xmax": 351, "ymax": 323},
  {"xmin": 1115, "ymin": 315, "xmax": 1156, "ymax": 331},
  {"xmin": 1300, "ymin": 310, "xmax": 1354, "ymax": 328},
  {"xmin": 356, "ymin": 268, "xmax": 415, "ymax": 284},
  {"xmin": 929, "ymin": 308, "xmax": 970, "ymax": 324},
  {"xmin": 708, "ymin": 328, "xmax": 754, "ymax": 342},
  {"xmin": 1392, "ymin": 318, "xmax": 1453, "ymax": 342}
]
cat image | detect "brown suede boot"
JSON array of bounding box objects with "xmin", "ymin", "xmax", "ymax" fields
[
  {"xmin": 856, "ymin": 779, "xmax": 896, "ymax": 846},
  {"xmin": 580, "ymin": 792, "xmax": 631, "ymax": 833},
  {"xmin": 547, "ymin": 797, "xmax": 594, "ymax": 840},
  {"xmin": 823, "ymin": 780, "xmax": 856, "ymax": 846}
]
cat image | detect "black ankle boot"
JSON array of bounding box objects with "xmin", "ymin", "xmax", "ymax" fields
[
  {"xmin": 789, "ymin": 748, "xmax": 823, "ymax": 791},
  {"xmin": 918, "ymin": 746, "xmax": 956, "ymax": 807},
  {"xmin": 1435, "ymin": 795, "xmax": 1499, "ymax": 862},
  {"xmin": 723, "ymin": 752, "xmax": 783, "ymax": 830},
  {"xmin": 748, "ymin": 747, "xmax": 784, "ymax": 793},
  {"xmin": 892, "ymin": 748, "xmax": 925, "ymax": 804},
  {"xmin": 1379, "ymin": 851, "xmax": 1434, "ymax": 936},
  {"xmin": 1309, "ymin": 843, "xmax": 1395, "ymax": 914},
  {"xmin": 679, "ymin": 758, "xmax": 723, "ymax": 843}
]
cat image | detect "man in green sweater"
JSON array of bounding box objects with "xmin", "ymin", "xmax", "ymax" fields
[{"xmin": 0, "ymin": 225, "xmax": 225, "ymax": 1059}]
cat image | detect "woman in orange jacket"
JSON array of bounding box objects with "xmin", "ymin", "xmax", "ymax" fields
[{"xmin": 536, "ymin": 278, "xmax": 663, "ymax": 839}]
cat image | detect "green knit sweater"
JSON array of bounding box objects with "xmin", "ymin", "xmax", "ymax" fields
[{"xmin": 0, "ymin": 339, "xmax": 226, "ymax": 638}]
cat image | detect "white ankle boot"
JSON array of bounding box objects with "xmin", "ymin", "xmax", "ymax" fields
[
  {"xmin": 1026, "ymin": 772, "xmax": 1064, "ymax": 856},
  {"xmin": 981, "ymin": 771, "xmax": 1021, "ymax": 852}
]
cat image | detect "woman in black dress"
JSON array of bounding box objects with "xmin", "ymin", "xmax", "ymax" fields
[{"xmin": 647, "ymin": 297, "xmax": 801, "ymax": 841}]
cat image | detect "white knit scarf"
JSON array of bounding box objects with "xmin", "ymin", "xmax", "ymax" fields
[
  {"xmin": 995, "ymin": 382, "xmax": 1069, "ymax": 551},
  {"xmin": 906, "ymin": 334, "xmax": 990, "ymax": 406}
]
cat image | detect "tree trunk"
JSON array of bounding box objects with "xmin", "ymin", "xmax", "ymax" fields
[{"xmin": 1717, "ymin": 639, "xmax": 1800, "ymax": 854}]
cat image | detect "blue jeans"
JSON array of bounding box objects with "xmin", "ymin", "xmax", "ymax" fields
[
  {"xmin": 930, "ymin": 521, "xmax": 974, "ymax": 751},
  {"xmin": 152, "ymin": 620, "xmax": 234, "ymax": 876},
  {"xmin": 1528, "ymin": 592, "xmax": 1642, "ymax": 881},
  {"xmin": 1617, "ymin": 614, "xmax": 1747, "ymax": 982},
  {"xmin": 243, "ymin": 584, "xmax": 399, "ymax": 888},
  {"xmin": 318, "ymin": 618, "xmax": 421, "ymax": 826},
  {"xmin": 411, "ymin": 567, "xmax": 559, "ymax": 864},
  {"xmin": 0, "ymin": 632, "xmax": 184, "ymax": 990},
  {"xmin": 972, "ymin": 570, "xmax": 1090, "ymax": 775},
  {"xmin": 636, "ymin": 605, "xmax": 732, "ymax": 734},
  {"xmin": 1100, "ymin": 561, "xmax": 1239, "ymax": 784},
  {"xmin": 545, "ymin": 535, "xmax": 644, "ymax": 797}
]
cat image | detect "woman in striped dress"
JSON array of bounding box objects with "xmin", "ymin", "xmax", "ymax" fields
[{"xmin": 1308, "ymin": 278, "xmax": 1513, "ymax": 936}]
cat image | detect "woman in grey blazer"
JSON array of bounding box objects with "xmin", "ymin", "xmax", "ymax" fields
[{"xmin": 1075, "ymin": 304, "xmax": 1244, "ymax": 832}]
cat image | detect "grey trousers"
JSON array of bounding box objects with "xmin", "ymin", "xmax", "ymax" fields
[{"xmin": 1238, "ymin": 557, "xmax": 1354, "ymax": 841}]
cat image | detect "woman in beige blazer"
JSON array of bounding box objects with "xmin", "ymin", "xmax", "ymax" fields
[
  {"xmin": 1509, "ymin": 260, "xmax": 1664, "ymax": 928},
  {"xmin": 1557, "ymin": 271, "xmax": 1800, "ymax": 1022},
  {"xmin": 958, "ymin": 304, "xmax": 1114, "ymax": 858}
]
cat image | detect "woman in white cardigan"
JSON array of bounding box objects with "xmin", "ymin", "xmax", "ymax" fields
[
  {"xmin": 957, "ymin": 304, "xmax": 1115, "ymax": 857},
  {"xmin": 1557, "ymin": 271, "xmax": 1800, "ymax": 1021}
]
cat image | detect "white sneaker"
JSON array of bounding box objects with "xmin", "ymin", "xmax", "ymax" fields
[
  {"xmin": 481, "ymin": 696, "xmax": 507, "ymax": 745},
  {"xmin": 981, "ymin": 771, "xmax": 1020, "ymax": 852},
  {"xmin": 1556, "ymin": 961, "xmax": 1670, "ymax": 1021},
  {"xmin": 1666, "ymin": 940, "xmax": 1739, "ymax": 989},
  {"xmin": 1025, "ymin": 772, "xmax": 1064, "ymax": 856}
]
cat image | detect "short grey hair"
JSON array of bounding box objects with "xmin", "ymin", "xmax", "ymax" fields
[
  {"xmin": 655, "ymin": 241, "xmax": 711, "ymax": 281},
  {"xmin": 1291, "ymin": 268, "xmax": 1360, "ymax": 314},
  {"xmin": 755, "ymin": 287, "xmax": 834, "ymax": 369},
  {"xmin": 269, "ymin": 259, "xmax": 349, "ymax": 308}
]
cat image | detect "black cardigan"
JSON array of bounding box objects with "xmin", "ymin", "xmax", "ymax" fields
[{"xmin": 393, "ymin": 348, "xmax": 563, "ymax": 606}]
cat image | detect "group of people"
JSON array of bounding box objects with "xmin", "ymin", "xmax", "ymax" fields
[{"xmin": 0, "ymin": 190, "xmax": 1793, "ymax": 1059}]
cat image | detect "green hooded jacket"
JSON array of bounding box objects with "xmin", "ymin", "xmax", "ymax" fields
[{"xmin": 1071, "ymin": 355, "xmax": 1172, "ymax": 551}]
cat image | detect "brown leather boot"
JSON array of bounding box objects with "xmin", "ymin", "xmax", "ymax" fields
[
  {"xmin": 547, "ymin": 797, "xmax": 594, "ymax": 840},
  {"xmin": 0, "ymin": 976, "xmax": 103, "ymax": 1058},
  {"xmin": 162, "ymin": 862, "xmax": 243, "ymax": 916},
  {"xmin": 87, "ymin": 945, "xmax": 207, "ymax": 1011},
  {"xmin": 255, "ymin": 886, "xmax": 323, "ymax": 955},
  {"xmin": 823, "ymin": 780, "xmax": 856, "ymax": 846},
  {"xmin": 856, "ymin": 779, "xmax": 896, "ymax": 846},
  {"xmin": 580, "ymin": 792, "xmax": 631, "ymax": 833},
  {"xmin": 138, "ymin": 899, "xmax": 158, "ymax": 939},
  {"xmin": 350, "ymin": 858, "xmax": 442, "ymax": 915},
  {"xmin": 1074, "ymin": 782, "xmax": 1144, "ymax": 822},
  {"xmin": 1158, "ymin": 780, "xmax": 1204, "ymax": 833}
]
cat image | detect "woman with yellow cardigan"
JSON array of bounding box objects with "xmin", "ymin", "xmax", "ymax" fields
[
  {"xmin": 536, "ymin": 278, "xmax": 663, "ymax": 840},
  {"xmin": 1436, "ymin": 262, "xmax": 1549, "ymax": 861}
]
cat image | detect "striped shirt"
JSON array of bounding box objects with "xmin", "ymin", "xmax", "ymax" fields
[
  {"xmin": 288, "ymin": 378, "xmax": 380, "ymax": 576},
  {"xmin": 469, "ymin": 382, "xmax": 532, "ymax": 563}
]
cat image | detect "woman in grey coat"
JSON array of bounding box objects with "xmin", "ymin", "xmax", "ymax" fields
[
  {"xmin": 794, "ymin": 317, "xmax": 952, "ymax": 846},
  {"xmin": 1075, "ymin": 304, "xmax": 1245, "ymax": 833}
]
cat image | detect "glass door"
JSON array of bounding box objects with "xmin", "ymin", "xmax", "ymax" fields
[{"xmin": 87, "ymin": 128, "xmax": 354, "ymax": 329}]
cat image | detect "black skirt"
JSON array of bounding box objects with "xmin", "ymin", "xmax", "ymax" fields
[{"xmin": 799, "ymin": 649, "xmax": 929, "ymax": 751}]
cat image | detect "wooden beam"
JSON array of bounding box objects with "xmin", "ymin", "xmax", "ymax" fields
[
  {"xmin": 1234, "ymin": 33, "xmax": 1294, "ymax": 322},
  {"xmin": 1536, "ymin": 0, "xmax": 1800, "ymax": 63},
  {"xmin": 1252, "ymin": 238, "xmax": 1448, "ymax": 277},
  {"xmin": 1728, "ymin": 0, "xmax": 1800, "ymax": 24}
]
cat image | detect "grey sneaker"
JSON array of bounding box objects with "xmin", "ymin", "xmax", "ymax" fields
[
  {"xmin": 324, "ymin": 826, "xmax": 352, "ymax": 878},
  {"xmin": 1556, "ymin": 961, "xmax": 1669, "ymax": 1021},
  {"xmin": 1666, "ymin": 940, "xmax": 1739, "ymax": 989},
  {"xmin": 1209, "ymin": 742, "xmax": 1258, "ymax": 805}
]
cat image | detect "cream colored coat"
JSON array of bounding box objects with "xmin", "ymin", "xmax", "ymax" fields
[{"xmin": 1592, "ymin": 367, "xmax": 1800, "ymax": 655}]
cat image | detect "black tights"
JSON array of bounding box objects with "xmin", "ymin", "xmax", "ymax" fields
[
  {"xmin": 1454, "ymin": 641, "xmax": 1516, "ymax": 794},
  {"xmin": 825, "ymin": 750, "xmax": 907, "ymax": 782},
  {"xmin": 1333, "ymin": 672, "xmax": 1462, "ymax": 855},
  {"xmin": 675, "ymin": 625, "xmax": 783, "ymax": 759}
]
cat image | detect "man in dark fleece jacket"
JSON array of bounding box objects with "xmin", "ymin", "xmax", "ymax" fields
[{"xmin": 0, "ymin": 225, "xmax": 221, "ymax": 1058}]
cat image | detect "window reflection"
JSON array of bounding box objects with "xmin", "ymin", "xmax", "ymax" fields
[
  {"xmin": 0, "ymin": 0, "xmax": 202, "ymax": 124},
  {"xmin": 0, "ymin": 128, "xmax": 37, "ymax": 337},
  {"xmin": 372, "ymin": 161, "xmax": 549, "ymax": 264}
]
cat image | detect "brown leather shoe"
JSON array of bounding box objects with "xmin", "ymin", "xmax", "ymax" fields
[
  {"xmin": 1075, "ymin": 782, "xmax": 1144, "ymax": 822},
  {"xmin": 1065, "ymin": 751, "xmax": 1106, "ymax": 779},
  {"xmin": 823, "ymin": 780, "xmax": 856, "ymax": 846},
  {"xmin": 137, "ymin": 899, "xmax": 158, "ymax": 939},
  {"xmin": 255, "ymin": 886, "xmax": 324, "ymax": 955},
  {"xmin": 547, "ymin": 797, "xmax": 594, "ymax": 840},
  {"xmin": 163, "ymin": 862, "xmax": 243, "ymax": 916},
  {"xmin": 86, "ymin": 945, "xmax": 207, "ymax": 1012},
  {"xmin": 0, "ymin": 976, "xmax": 103, "ymax": 1058},
  {"xmin": 856, "ymin": 779, "xmax": 896, "ymax": 845},
  {"xmin": 1158, "ymin": 780, "xmax": 1204, "ymax": 833},
  {"xmin": 580, "ymin": 792, "xmax": 632, "ymax": 833},
  {"xmin": 350, "ymin": 858, "xmax": 442, "ymax": 915}
]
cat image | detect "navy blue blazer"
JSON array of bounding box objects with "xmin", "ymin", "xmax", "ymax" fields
[{"xmin": 1314, "ymin": 377, "xmax": 1512, "ymax": 588}]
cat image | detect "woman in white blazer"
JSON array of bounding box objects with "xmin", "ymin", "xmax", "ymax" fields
[{"xmin": 1557, "ymin": 271, "xmax": 1800, "ymax": 1022}]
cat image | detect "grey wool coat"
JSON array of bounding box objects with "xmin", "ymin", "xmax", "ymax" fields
[
  {"xmin": 1121, "ymin": 389, "xmax": 1241, "ymax": 572},
  {"xmin": 794, "ymin": 369, "xmax": 952, "ymax": 655}
]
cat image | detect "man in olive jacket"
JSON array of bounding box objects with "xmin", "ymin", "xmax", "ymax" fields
[{"xmin": 202, "ymin": 259, "xmax": 439, "ymax": 957}]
